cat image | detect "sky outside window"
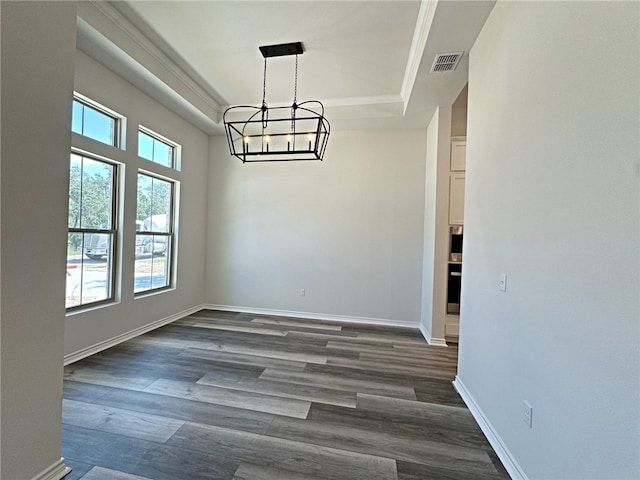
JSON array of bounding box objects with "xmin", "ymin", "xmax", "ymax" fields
[
  {"xmin": 138, "ymin": 130, "xmax": 173, "ymax": 168},
  {"xmin": 72, "ymin": 100, "xmax": 116, "ymax": 146}
]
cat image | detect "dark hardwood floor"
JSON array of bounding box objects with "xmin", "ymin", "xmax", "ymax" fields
[{"xmin": 62, "ymin": 310, "xmax": 509, "ymax": 480}]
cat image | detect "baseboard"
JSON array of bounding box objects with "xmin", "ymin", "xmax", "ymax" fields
[
  {"xmin": 453, "ymin": 376, "xmax": 527, "ymax": 480},
  {"xmin": 203, "ymin": 304, "xmax": 419, "ymax": 329},
  {"xmin": 418, "ymin": 323, "xmax": 448, "ymax": 347},
  {"xmin": 64, "ymin": 304, "xmax": 204, "ymax": 365},
  {"xmin": 30, "ymin": 458, "xmax": 71, "ymax": 480},
  {"xmin": 445, "ymin": 319, "xmax": 460, "ymax": 337},
  {"xmin": 64, "ymin": 303, "xmax": 420, "ymax": 365}
]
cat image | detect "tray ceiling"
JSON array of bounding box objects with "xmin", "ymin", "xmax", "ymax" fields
[{"xmin": 76, "ymin": 1, "xmax": 496, "ymax": 133}]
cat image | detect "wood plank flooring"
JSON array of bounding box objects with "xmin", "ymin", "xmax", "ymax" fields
[{"xmin": 62, "ymin": 310, "xmax": 509, "ymax": 480}]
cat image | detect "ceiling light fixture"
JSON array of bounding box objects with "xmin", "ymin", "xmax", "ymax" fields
[{"xmin": 223, "ymin": 42, "xmax": 330, "ymax": 163}]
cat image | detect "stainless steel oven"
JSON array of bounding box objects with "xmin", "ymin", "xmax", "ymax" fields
[
  {"xmin": 447, "ymin": 264, "xmax": 462, "ymax": 314},
  {"xmin": 447, "ymin": 226, "xmax": 463, "ymax": 314},
  {"xmin": 449, "ymin": 225, "xmax": 463, "ymax": 262}
]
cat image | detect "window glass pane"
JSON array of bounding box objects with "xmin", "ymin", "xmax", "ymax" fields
[
  {"xmin": 135, "ymin": 233, "xmax": 168, "ymax": 257},
  {"xmin": 82, "ymin": 105, "xmax": 115, "ymax": 145},
  {"xmin": 71, "ymin": 101, "xmax": 83, "ymax": 135},
  {"xmin": 79, "ymin": 158, "xmax": 115, "ymax": 230},
  {"xmin": 138, "ymin": 130, "xmax": 174, "ymax": 168},
  {"xmin": 136, "ymin": 172, "xmax": 173, "ymax": 294},
  {"xmin": 66, "ymin": 232, "xmax": 113, "ymax": 308},
  {"xmin": 68, "ymin": 154, "xmax": 82, "ymax": 229},
  {"xmin": 80, "ymin": 232, "xmax": 113, "ymax": 303},
  {"xmin": 136, "ymin": 173, "xmax": 152, "ymax": 221},
  {"xmin": 152, "ymin": 140, "xmax": 172, "ymax": 167},
  {"xmin": 151, "ymin": 180, "xmax": 171, "ymax": 233},
  {"xmin": 137, "ymin": 174, "xmax": 171, "ymax": 233},
  {"xmin": 134, "ymin": 235, "xmax": 170, "ymax": 292},
  {"xmin": 138, "ymin": 131, "xmax": 154, "ymax": 161},
  {"xmin": 66, "ymin": 232, "xmax": 83, "ymax": 308},
  {"xmin": 67, "ymin": 153, "xmax": 117, "ymax": 310},
  {"xmin": 72, "ymin": 99, "xmax": 117, "ymax": 146}
]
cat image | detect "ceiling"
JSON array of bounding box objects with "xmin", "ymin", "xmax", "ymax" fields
[{"xmin": 76, "ymin": 1, "xmax": 495, "ymax": 134}]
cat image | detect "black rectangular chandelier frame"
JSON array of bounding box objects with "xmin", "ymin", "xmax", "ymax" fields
[
  {"xmin": 224, "ymin": 101, "xmax": 330, "ymax": 163},
  {"xmin": 223, "ymin": 42, "xmax": 330, "ymax": 163}
]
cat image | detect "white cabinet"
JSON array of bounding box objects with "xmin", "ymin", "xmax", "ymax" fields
[
  {"xmin": 450, "ymin": 138, "xmax": 466, "ymax": 171},
  {"xmin": 449, "ymin": 173, "xmax": 465, "ymax": 225}
]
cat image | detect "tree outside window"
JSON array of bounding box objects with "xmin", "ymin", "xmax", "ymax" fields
[{"xmin": 66, "ymin": 153, "xmax": 117, "ymax": 308}]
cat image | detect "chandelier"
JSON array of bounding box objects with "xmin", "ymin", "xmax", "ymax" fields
[{"xmin": 223, "ymin": 42, "xmax": 330, "ymax": 163}]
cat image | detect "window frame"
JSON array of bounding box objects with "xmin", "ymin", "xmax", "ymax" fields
[
  {"xmin": 66, "ymin": 150, "xmax": 120, "ymax": 311},
  {"xmin": 72, "ymin": 93, "xmax": 124, "ymax": 148},
  {"xmin": 138, "ymin": 126, "xmax": 181, "ymax": 170},
  {"xmin": 134, "ymin": 170, "xmax": 177, "ymax": 296}
]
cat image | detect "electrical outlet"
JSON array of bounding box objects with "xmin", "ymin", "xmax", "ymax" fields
[
  {"xmin": 499, "ymin": 273, "xmax": 507, "ymax": 292},
  {"xmin": 300, "ymin": 288, "xmax": 305, "ymax": 297},
  {"xmin": 523, "ymin": 401, "xmax": 533, "ymax": 428}
]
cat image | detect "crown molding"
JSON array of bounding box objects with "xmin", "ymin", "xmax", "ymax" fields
[
  {"xmin": 400, "ymin": 0, "xmax": 438, "ymax": 113},
  {"xmin": 77, "ymin": 1, "xmax": 221, "ymax": 120},
  {"xmin": 222, "ymin": 94, "xmax": 404, "ymax": 113},
  {"xmin": 322, "ymin": 94, "xmax": 404, "ymax": 109}
]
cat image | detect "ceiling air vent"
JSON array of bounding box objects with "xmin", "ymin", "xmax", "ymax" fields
[{"xmin": 430, "ymin": 52, "xmax": 464, "ymax": 73}]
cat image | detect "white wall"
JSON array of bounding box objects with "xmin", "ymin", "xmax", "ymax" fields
[
  {"xmin": 207, "ymin": 129, "xmax": 427, "ymax": 325},
  {"xmin": 420, "ymin": 107, "xmax": 451, "ymax": 343},
  {"xmin": 420, "ymin": 111, "xmax": 439, "ymax": 338},
  {"xmin": 1, "ymin": 2, "xmax": 76, "ymax": 478},
  {"xmin": 451, "ymin": 84, "xmax": 468, "ymax": 138},
  {"xmin": 451, "ymin": 107, "xmax": 467, "ymax": 138},
  {"xmin": 458, "ymin": 2, "xmax": 639, "ymax": 479},
  {"xmin": 64, "ymin": 51, "xmax": 209, "ymax": 358}
]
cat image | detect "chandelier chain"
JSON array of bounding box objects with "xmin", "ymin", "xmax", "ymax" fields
[
  {"xmin": 293, "ymin": 54, "xmax": 298, "ymax": 105},
  {"xmin": 262, "ymin": 58, "xmax": 268, "ymax": 107},
  {"xmin": 261, "ymin": 58, "xmax": 268, "ymax": 128}
]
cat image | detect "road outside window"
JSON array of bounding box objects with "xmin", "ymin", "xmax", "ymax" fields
[{"xmin": 135, "ymin": 173, "xmax": 174, "ymax": 293}]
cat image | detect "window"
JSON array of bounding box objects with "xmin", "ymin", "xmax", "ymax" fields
[
  {"xmin": 138, "ymin": 128, "xmax": 178, "ymax": 168},
  {"xmin": 72, "ymin": 97, "xmax": 119, "ymax": 146},
  {"xmin": 66, "ymin": 95, "xmax": 181, "ymax": 306},
  {"xmin": 135, "ymin": 172, "xmax": 174, "ymax": 293},
  {"xmin": 66, "ymin": 153, "xmax": 118, "ymax": 309}
]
